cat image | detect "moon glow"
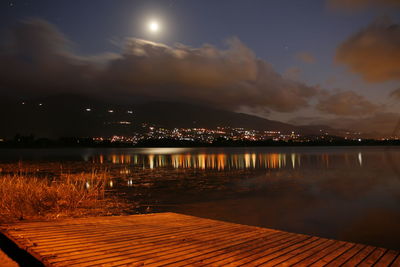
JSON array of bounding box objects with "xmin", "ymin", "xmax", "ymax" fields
[{"xmin": 148, "ymin": 21, "xmax": 160, "ymax": 33}]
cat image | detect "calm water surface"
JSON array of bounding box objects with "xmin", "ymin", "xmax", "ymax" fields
[{"xmin": 1, "ymin": 146, "xmax": 399, "ymax": 249}]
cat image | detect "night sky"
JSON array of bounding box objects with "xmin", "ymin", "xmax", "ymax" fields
[{"xmin": 1, "ymin": 0, "xmax": 400, "ymax": 134}]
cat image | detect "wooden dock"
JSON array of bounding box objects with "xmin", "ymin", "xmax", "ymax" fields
[{"xmin": 1, "ymin": 212, "xmax": 399, "ymax": 266}]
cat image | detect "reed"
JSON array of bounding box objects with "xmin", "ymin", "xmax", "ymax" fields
[{"xmin": 0, "ymin": 172, "xmax": 128, "ymax": 223}]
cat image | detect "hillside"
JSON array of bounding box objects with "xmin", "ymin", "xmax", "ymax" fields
[{"xmin": 0, "ymin": 94, "xmax": 339, "ymax": 138}]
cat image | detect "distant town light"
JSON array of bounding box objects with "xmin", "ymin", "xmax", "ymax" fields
[
  {"xmin": 85, "ymin": 108, "xmax": 91, "ymax": 112},
  {"xmin": 127, "ymin": 110, "xmax": 133, "ymax": 114},
  {"xmin": 108, "ymin": 110, "xmax": 114, "ymax": 113},
  {"xmin": 38, "ymin": 103, "xmax": 43, "ymax": 106},
  {"xmin": 21, "ymin": 102, "xmax": 25, "ymax": 105}
]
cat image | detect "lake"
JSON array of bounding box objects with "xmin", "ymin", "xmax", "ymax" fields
[{"xmin": 0, "ymin": 146, "xmax": 399, "ymax": 250}]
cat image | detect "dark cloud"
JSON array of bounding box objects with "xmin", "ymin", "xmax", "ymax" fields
[
  {"xmin": 0, "ymin": 19, "xmax": 111, "ymax": 96},
  {"xmin": 316, "ymin": 90, "xmax": 379, "ymax": 116},
  {"xmin": 288, "ymin": 112, "xmax": 399, "ymax": 135},
  {"xmin": 327, "ymin": 0, "xmax": 400, "ymax": 11},
  {"xmin": 287, "ymin": 116, "xmax": 324, "ymax": 126},
  {"xmin": 0, "ymin": 19, "xmax": 320, "ymax": 113},
  {"xmin": 295, "ymin": 52, "xmax": 316, "ymax": 64},
  {"xmin": 103, "ymin": 38, "xmax": 319, "ymax": 112},
  {"xmin": 336, "ymin": 17, "xmax": 400, "ymax": 82}
]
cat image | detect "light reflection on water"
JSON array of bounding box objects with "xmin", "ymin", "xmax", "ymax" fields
[
  {"xmin": 89, "ymin": 151, "xmax": 372, "ymax": 170},
  {"xmin": 0, "ymin": 146, "xmax": 399, "ymax": 250}
]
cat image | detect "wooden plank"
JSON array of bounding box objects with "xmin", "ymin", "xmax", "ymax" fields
[
  {"xmin": 30, "ymin": 221, "xmax": 226, "ymax": 249},
  {"xmin": 357, "ymin": 247, "xmax": 388, "ymax": 266},
  {"xmin": 1, "ymin": 212, "xmax": 398, "ymax": 267},
  {"xmin": 129, "ymin": 231, "xmax": 283, "ymax": 267},
  {"xmin": 38, "ymin": 223, "xmax": 234, "ymax": 256},
  {"xmin": 390, "ymin": 254, "xmax": 400, "ymax": 266},
  {"xmin": 8, "ymin": 223, "xmax": 205, "ymax": 245},
  {"xmin": 341, "ymin": 245, "xmax": 376, "ymax": 266},
  {"xmin": 292, "ymin": 240, "xmax": 347, "ymax": 266},
  {"xmin": 213, "ymin": 234, "xmax": 310, "ymax": 266},
  {"xmin": 47, "ymin": 224, "xmax": 257, "ymax": 264},
  {"xmin": 62, "ymin": 227, "xmax": 268, "ymax": 266},
  {"xmin": 374, "ymin": 250, "xmax": 400, "ymax": 266},
  {"xmin": 256, "ymin": 238, "xmax": 330, "ymax": 266},
  {"xmin": 47, "ymin": 231, "xmax": 243, "ymax": 264},
  {"xmin": 6, "ymin": 215, "xmax": 246, "ymax": 241},
  {"xmin": 309, "ymin": 242, "xmax": 356, "ymax": 266},
  {"xmin": 6, "ymin": 216, "xmax": 213, "ymax": 239},
  {"xmin": 238, "ymin": 236, "xmax": 319, "ymax": 266},
  {"xmin": 265, "ymin": 239, "xmax": 337, "ymax": 266},
  {"xmin": 178, "ymin": 232, "xmax": 294, "ymax": 266},
  {"xmin": 325, "ymin": 243, "xmax": 366, "ymax": 266},
  {"xmin": 168, "ymin": 233, "xmax": 302, "ymax": 267}
]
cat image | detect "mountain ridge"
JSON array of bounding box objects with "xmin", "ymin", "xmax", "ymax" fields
[{"xmin": 0, "ymin": 94, "xmax": 342, "ymax": 138}]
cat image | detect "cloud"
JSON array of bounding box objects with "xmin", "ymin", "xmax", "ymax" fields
[
  {"xmin": 316, "ymin": 90, "xmax": 380, "ymax": 116},
  {"xmin": 288, "ymin": 112, "xmax": 399, "ymax": 135},
  {"xmin": 390, "ymin": 88, "xmax": 400, "ymax": 99},
  {"xmin": 295, "ymin": 52, "xmax": 316, "ymax": 64},
  {"xmin": 283, "ymin": 67, "xmax": 302, "ymax": 81},
  {"xmin": 0, "ymin": 18, "xmax": 112, "ymax": 96},
  {"xmin": 104, "ymin": 38, "xmax": 320, "ymax": 112},
  {"xmin": 327, "ymin": 0, "xmax": 400, "ymax": 11},
  {"xmin": 335, "ymin": 17, "xmax": 400, "ymax": 82},
  {"xmin": 0, "ymin": 19, "xmax": 320, "ymax": 113},
  {"xmin": 287, "ymin": 116, "xmax": 324, "ymax": 126}
]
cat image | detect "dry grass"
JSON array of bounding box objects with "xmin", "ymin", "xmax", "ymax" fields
[{"xmin": 0, "ymin": 172, "xmax": 130, "ymax": 224}]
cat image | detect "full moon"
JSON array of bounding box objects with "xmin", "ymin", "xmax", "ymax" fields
[{"xmin": 148, "ymin": 21, "xmax": 160, "ymax": 33}]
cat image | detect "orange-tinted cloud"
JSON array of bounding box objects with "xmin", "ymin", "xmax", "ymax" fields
[
  {"xmin": 283, "ymin": 67, "xmax": 301, "ymax": 81},
  {"xmin": 295, "ymin": 52, "xmax": 316, "ymax": 64},
  {"xmin": 316, "ymin": 90, "xmax": 379, "ymax": 116},
  {"xmin": 390, "ymin": 88, "xmax": 400, "ymax": 99},
  {"xmin": 336, "ymin": 17, "xmax": 400, "ymax": 82}
]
